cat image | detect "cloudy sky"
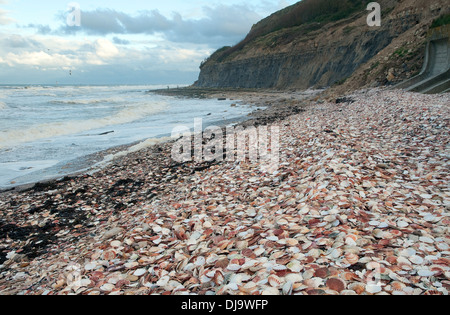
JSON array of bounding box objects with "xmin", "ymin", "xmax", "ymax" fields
[{"xmin": 0, "ymin": 0, "xmax": 297, "ymax": 85}]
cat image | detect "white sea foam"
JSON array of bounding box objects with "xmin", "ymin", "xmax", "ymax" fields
[
  {"xmin": 0, "ymin": 101, "xmax": 168, "ymax": 148},
  {"xmin": 0, "ymin": 101, "xmax": 6, "ymax": 110},
  {"xmin": 0, "ymin": 159, "xmax": 60, "ymax": 187},
  {"xmin": 50, "ymin": 97, "xmax": 123, "ymax": 105}
]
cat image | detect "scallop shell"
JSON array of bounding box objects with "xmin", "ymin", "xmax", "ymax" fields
[
  {"xmin": 156, "ymin": 276, "xmax": 170, "ymax": 287},
  {"xmin": 270, "ymin": 251, "xmax": 285, "ymax": 260},
  {"xmin": 344, "ymin": 253, "xmax": 359, "ymax": 265},
  {"xmin": 303, "ymin": 277, "xmax": 323, "ymax": 288},
  {"xmin": 235, "ymin": 240, "xmax": 248, "ymax": 250},
  {"xmin": 213, "ymin": 271, "xmax": 225, "ymax": 286},
  {"xmin": 302, "ymin": 269, "xmax": 315, "ymax": 280},
  {"xmin": 398, "ymin": 262, "xmax": 414, "ymax": 271},
  {"xmin": 110, "ymin": 240, "xmax": 122, "ymax": 248},
  {"xmin": 200, "ymin": 274, "xmax": 212, "ymax": 284},
  {"xmin": 282, "ymin": 281, "xmax": 293, "ymax": 295},
  {"xmin": 241, "ymin": 282, "xmax": 258, "ymax": 293},
  {"xmin": 409, "ymin": 255, "xmax": 424, "ymax": 265},
  {"xmin": 348, "ymin": 282, "xmax": 366, "ymax": 295},
  {"xmin": 419, "ymin": 236, "xmax": 434, "ymax": 244},
  {"xmin": 326, "ymin": 278, "xmax": 346, "ymax": 293},
  {"xmin": 261, "ymin": 287, "xmax": 280, "ymax": 295},
  {"xmin": 268, "ymin": 275, "xmax": 282, "ymax": 288},
  {"xmin": 436, "ymin": 242, "xmax": 449, "ymax": 251},
  {"xmin": 345, "ymin": 238, "xmax": 357, "ymax": 246},
  {"xmin": 102, "ymin": 251, "xmax": 116, "ymax": 261},
  {"xmin": 286, "ymin": 260, "xmax": 303, "ymax": 273},
  {"xmin": 285, "ymin": 273, "xmax": 303, "ymax": 283},
  {"xmin": 84, "ymin": 262, "xmax": 97, "ymax": 271},
  {"xmin": 133, "ymin": 268, "xmax": 147, "ymax": 277},
  {"xmin": 390, "ymin": 281, "xmax": 406, "ymax": 292},
  {"xmin": 206, "ymin": 254, "xmax": 219, "ymax": 265},
  {"xmin": 194, "ymin": 256, "xmax": 206, "ymax": 266},
  {"xmin": 253, "ymin": 248, "xmax": 266, "ymax": 256},
  {"xmin": 227, "ymin": 264, "xmax": 241, "ymax": 272},
  {"xmin": 366, "ymin": 261, "xmax": 382, "ymax": 270},
  {"xmin": 273, "ymin": 264, "xmax": 287, "ymax": 271},
  {"xmin": 417, "ymin": 269, "xmax": 435, "ymax": 277},
  {"xmin": 386, "ymin": 256, "xmax": 398, "ymax": 265},
  {"xmin": 400, "ymin": 248, "xmax": 416, "ymax": 258},
  {"xmin": 328, "ymin": 248, "xmax": 342, "ymax": 259},
  {"xmin": 342, "ymin": 272, "xmax": 357, "ymax": 281},
  {"xmin": 366, "ymin": 284, "xmax": 382, "ymax": 294},
  {"xmin": 240, "ymin": 260, "xmax": 259, "ymax": 270},
  {"xmin": 100, "ymin": 283, "xmax": 115, "ymax": 292},
  {"xmin": 286, "ymin": 238, "xmax": 299, "ymax": 246},
  {"xmin": 397, "ymin": 221, "xmax": 409, "ymax": 228}
]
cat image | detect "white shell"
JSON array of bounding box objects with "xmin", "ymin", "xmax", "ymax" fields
[
  {"xmin": 409, "ymin": 255, "xmax": 424, "ymax": 265},
  {"xmin": 261, "ymin": 287, "xmax": 280, "ymax": 295},
  {"xmin": 134, "ymin": 268, "xmax": 147, "ymax": 277},
  {"xmin": 366, "ymin": 284, "xmax": 382, "ymax": 294},
  {"xmin": 100, "ymin": 283, "xmax": 115, "ymax": 292},
  {"xmin": 227, "ymin": 264, "xmax": 241, "ymax": 271},
  {"xmin": 84, "ymin": 263, "xmax": 97, "ymax": 271}
]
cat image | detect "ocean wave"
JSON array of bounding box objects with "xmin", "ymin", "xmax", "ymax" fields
[
  {"xmin": 0, "ymin": 101, "xmax": 6, "ymax": 110},
  {"xmin": 0, "ymin": 101, "xmax": 168, "ymax": 148},
  {"xmin": 50, "ymin": 98, "xmax": 122, "ymax": 105}
]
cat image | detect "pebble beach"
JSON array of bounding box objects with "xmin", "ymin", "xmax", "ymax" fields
[{"xmin": 0, "ymin": 88, "xmax": 449, "ymax": 295}]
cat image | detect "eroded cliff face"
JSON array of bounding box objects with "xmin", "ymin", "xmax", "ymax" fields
[
  {"xmin": 196, "ymin": 29, "xmax": 395, "ymax": 89},
  {"xmin": 195, "ymin": 0, "xmax": 448, "ymax": 90}
]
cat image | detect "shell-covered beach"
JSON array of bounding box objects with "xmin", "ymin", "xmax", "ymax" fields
[{"xmin": 0, "ymin": 88, "xmax": 449, "ymax": 295}]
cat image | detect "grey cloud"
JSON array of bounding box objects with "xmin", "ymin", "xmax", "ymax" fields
[
  {"xmin": 112, "ymin": 37, "xmax": 130, "ymax": 45},
  {"xmin": 57, "ymin": 9, "xmax": 179, "ymax": 35},
  {"xmin": 0, "ymin": 34, "xmax": 42, "ymax": 49},
  {"xmin": 26, "ymin": 23, "xmax": 52, "ymax": 35},
  {"xmin": 54, "ymin": 5, "xmax": 262, "ymax": 45}
]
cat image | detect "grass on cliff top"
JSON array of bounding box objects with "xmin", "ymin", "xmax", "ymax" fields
[
  {"xmin": 202, "ymin": 0, "xmax": 371, "ymax": 66},
  {"xmin": 431, "ymin": 14, "xmax": 450, "ymax": 28}
]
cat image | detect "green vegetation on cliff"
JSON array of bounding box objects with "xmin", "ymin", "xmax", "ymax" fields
[{"xmin": 431, "ymin": 14, "xmax": 450, "ymax": 28}]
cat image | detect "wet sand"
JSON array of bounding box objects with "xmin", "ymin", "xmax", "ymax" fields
[{"xmin": 0, "ymin": 88, "xmax": 449, "ymax": 295}]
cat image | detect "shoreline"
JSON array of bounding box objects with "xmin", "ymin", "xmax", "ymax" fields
[
  {"xmin": 1, "ymin": 87, "xmax": 448, "ymax": 295},
  {"xmin": 0, "ymin": 87, "xmax": 321, "ymax": 194}
]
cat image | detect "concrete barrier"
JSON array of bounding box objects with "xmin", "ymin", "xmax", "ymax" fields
[{"xmin": 395, "ymin": 24, "xmax": 450, "ymax": 94}]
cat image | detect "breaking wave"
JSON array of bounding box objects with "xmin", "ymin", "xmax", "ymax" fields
[
  {"xmin": 50, "ymin": 98, "xmax": 122, "ymax": 105},
  {"xmin": 0, "ymin": 102, "xmax": 6, "ymax": 110},
  {"xmin": 0, "ymin": 101, "xmax": 167, "ymax": 148}
]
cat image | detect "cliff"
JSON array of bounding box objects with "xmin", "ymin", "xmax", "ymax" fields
[{"xmin": 195, "ymin": 0, "xmax": 450, "ymax": 91}]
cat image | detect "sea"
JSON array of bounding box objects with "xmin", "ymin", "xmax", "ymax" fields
[{"xmin": 0, "ymin": 84, "xmax": 258, "ymax": 189}]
